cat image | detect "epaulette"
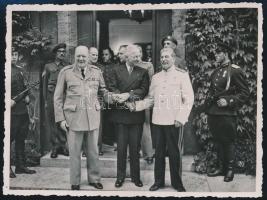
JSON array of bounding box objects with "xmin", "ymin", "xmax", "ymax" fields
[
  {"xmin": 175, "ymin": 67, "xmax": 187, "ymax": 73},
  {"xmin": 90, "ymin": 64, "xmax": 101, "ymax": 70},
  {"xmin": 231, "ymin": 64, "xmax": 240, "ymax": 69}
]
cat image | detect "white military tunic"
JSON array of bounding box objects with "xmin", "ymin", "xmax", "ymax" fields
[{"xmin": 136, "ymin": 65, "xmax": 194, "ymax": 125}]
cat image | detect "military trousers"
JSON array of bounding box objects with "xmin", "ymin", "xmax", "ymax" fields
[
  {"xmin": 47, "ymin": 92, "xmax": 68, "ymax": 151},
  {"xmin": 11, "ymin": 113, "xmax": 29, "ymax": 168},
  {"xmin": 152, "ymin": 124, "xmax": 184, "ymax": 189},
  {"xmin": 141, "ymin": 109, "xmax": 154, "ymax": 158},
  {"xmin": 67, "ymin": 129, "xmax": 101, "ymax": 185},
  {"xmin": 208, "ymin": 115, "xmax": 237, "ymax": 170}
]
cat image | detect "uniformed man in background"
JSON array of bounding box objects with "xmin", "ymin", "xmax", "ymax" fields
[
  {"xmin": 206, "ymin": 43, "xmax": 249, "ymax": 182},
  {"xmin": 43, "ymin": 43, "xmax": 69, "ymax": 158},
  {"xmin": 135, "ymin": 45, "xmax": 154, "ymax": 165},
  {"xmin": 10, "ymin": 47, "xmax": 36, "ymax": 178},
  {"xmin": 131, "ymin": 48, "xmax": 194, "ymax": 192},
  {"xmin": 54, "ymin": 46, "xmax": 110, "ymax": 190},
  {"xmin": 161, "ymin": 35, "xmax": 187, "ymax": 70}
]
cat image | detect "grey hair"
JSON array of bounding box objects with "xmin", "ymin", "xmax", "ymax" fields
[{"xmin": 125, "ymin": 44, "xmax": 140, "ymax": 57}]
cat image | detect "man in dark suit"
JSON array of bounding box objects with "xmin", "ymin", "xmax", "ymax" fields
[
  {"xmin": 109, "ymin": 44, "xmax": 149, "ymax": 188},
  {"xmin": 206, "ymin": 43, "xmax": 249, "ymax": 182}
]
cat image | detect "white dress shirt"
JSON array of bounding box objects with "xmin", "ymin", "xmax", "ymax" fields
[{"xmin": 135, "ymin": 65, "xmax": 194, "ymax": 125}]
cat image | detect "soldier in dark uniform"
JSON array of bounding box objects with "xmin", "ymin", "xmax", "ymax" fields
[
  {"xmin": 42, "ymin": 43, "xmax": 69, "ymax": 158},
  {"xmin": 10, "ymin": 47, "xmax": 36, "ymax": 178},
  {"xmin": 206, "ymin": 43, "xmax": 249, "ymax": 182}
]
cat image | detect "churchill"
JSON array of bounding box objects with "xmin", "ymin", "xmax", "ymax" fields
[{"xmin": 54, "ymin": 46, "xmax": 110, "ymax": 190}]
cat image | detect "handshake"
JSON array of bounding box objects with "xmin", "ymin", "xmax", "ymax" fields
[{"xmin": 111, "ymin": 93, "xmax": 137, "ymax": 112}]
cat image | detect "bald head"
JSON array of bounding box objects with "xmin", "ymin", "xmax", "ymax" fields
[
  {"xmin": 75, "ymin": 46, "xmax": 89, "ymax": 69},
  {"xmin": 89, "ymin": 47, "xmax": 99, "ymax": 64}
]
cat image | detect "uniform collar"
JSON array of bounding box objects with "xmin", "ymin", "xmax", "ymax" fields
[{"xmin": 162, "ymin": 65, "xmax": 175, "ymax": 73}]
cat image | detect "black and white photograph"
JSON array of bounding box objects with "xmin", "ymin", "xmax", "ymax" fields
[{"xmin": 3, "ymin": 3, "xmax": 262, "ymax": 197}]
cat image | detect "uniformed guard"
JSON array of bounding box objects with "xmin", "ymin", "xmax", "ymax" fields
[
  {"xmin": 54, "ymin": 46, "xmax": 111, "ymax": 190},
  {"xmin": 132, "ymin": 48, "xmax": 194, "ymax": 192},
  {"xmin": 10, "ymin": 47, "xmax": 36, "ymax": 178},
  {"xmin": 206, "ymin": 43, "xmax": 249, "ymax": 182},
  {"xmin": 42, "ymin": 43, "xmax": 69, "ymax": 158}
]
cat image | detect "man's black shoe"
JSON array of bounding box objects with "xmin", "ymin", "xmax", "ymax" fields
[
  {"xmin": 224, "ymin": 170, "xmax": 234, "ymax": 182},
  {"xmin": 99, "ymin": 151, "xmax": 104, "ymax": 156},
  {"xmin": 131, "ymin": 179, "xmax": 143, "ymax": 187},
  {"xmin": 58, "ymin": 148, "xmax": 69, "ymax": 156},
  {"xmin": 149, "ymin": 183, "xmax": 164, "ymax": 191},
  {"xmin": 71, "ymin": 185, "xmax": 80, "ymax": 190},
  {"xmin": 115, "ymin": 179, "xmax": 124, "ymax": 188},
  {"xmin": 50, "ymin": 149, "xmax": 58, "ymax": 158},
  {"xmin": 89, "ymin": 182, "xmax": 103, "ymax": 189},
  {"xmin": 15, "ymin": 167, "xmax": 36, "ymax": 174},
  {"xmin": 207, "ymin": 168, "xmax": 224, "ymax": 177},
  {"xmin": 146, "ymin": 157, "xmax": 153, "ymax": 165},
  {"xmin": 10, "ymin": 168, "xmax": 16, "ymax": 178},
  {"xmin": 176, "ymin": 186, "xmax": 186, "ymax": 192},
  {"xmin": 26, "ymin": 158, "xmax": 40, "ymax": 167}
]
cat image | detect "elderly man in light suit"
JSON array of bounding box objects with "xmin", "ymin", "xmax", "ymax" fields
[
  {"xmin": 54, "ymin": 46, "xmax": 110, "ymax": 190},
  {"xmin": 128, "ymin": 48, "xmax": 194, "ymax": 192}
]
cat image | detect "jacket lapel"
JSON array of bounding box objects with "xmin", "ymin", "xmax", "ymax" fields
[{"xmin": 122, "ymin": 65, "xmax": 141, "ymax": 91}]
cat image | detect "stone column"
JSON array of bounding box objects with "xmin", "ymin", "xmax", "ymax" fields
[
  {"xmin": 172, "ymin": 10, "xmax": 186, "ymax": 60},
  {"xmin": 57, "ymin": 11, "xmax": 78, "ymax": 63}
]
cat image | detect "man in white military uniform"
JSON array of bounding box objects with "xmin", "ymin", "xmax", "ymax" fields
[
  {"xmin": 130, "ymin": 48, "xmax": 194, "ymax": 192},
  {"xmin": 54, "ymin": 46, "xmax": 110, "ymax": 190}
]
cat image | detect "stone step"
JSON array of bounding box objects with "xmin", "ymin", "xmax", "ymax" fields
[{"xmin": 40, "ymin": 145, "xmax": 194, "ymax": 178}]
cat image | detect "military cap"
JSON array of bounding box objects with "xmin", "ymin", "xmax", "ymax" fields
[
  {"xmin": 52, "ymin": 43, "xmax": 67, "ymax": 53},
  {"xmin": 161, "ymin": 35, "xmax": 178, "ymax": 47}
]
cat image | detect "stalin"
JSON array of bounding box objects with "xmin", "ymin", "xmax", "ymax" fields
[
  {"xmin": 54, "ymin": 46, "xmax": 111, "ymax": 190},
  {"xmin": 206, "ymin": 43, "xmax": 249, "ymax": 182},
  {"xmin": 42, "ymin": 43, "xmax": 69, "ymax": 158}
]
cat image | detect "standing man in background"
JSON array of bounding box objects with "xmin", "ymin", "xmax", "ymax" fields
[
  {"xmin": 87, "ymin": 47, "xmax": 104, "ymax": 156},
  {"xmin": 135, "ymin": 45, "xmax": 154, "ymax": 165},
  {"xmin": 42, "ymin": 43, "xmax": 69, "ymax": 158},
  {"xmin": 10, "ymin": 47, "xmax": 36, "ymax": 178}
]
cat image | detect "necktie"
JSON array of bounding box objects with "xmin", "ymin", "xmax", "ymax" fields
[
  {"xmin": 129, "ymin": 66, "xmax": 133, "ymax": 75},
  {"xmin": 81, "ymin": 68, "xmax": 85, "ymax": 79}
]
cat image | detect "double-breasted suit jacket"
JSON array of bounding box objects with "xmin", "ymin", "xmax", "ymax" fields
[
  {"xmin": 54, "ymin": 64, "xmax": 109, "ymax": 131},
  {"xmin": 108, "ymin": 63, "xmax": 150, "ymax": 124}
]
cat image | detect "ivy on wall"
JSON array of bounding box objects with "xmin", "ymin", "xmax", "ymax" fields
[
  {"xmin": 12, "ymin": 12, "xmax": 51, "ymax": 66},
  {"xmin": 185, "ymin": 9, "xmax": 257, "ymax": 175}
]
